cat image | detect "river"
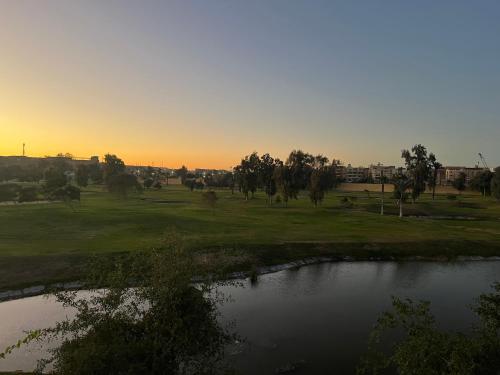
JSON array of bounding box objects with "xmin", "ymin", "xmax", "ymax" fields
[{"xmin": 0, "ymin": 261, "xmax": 499, "ymax": 374}]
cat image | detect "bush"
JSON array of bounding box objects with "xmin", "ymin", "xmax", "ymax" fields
[
  {"xmin": 49, "ymin": 185, "xmax": 80, "ymax": 202},
  {"xmin": 0, "ymin": 183, "xmax": 20, "ymax": 202},
  {"xmin": 447, "ymin": 194, "xmax": 457, "ymax": 201},
  {"xmin": 275, "ymin": 195, "xmax": 282, "ymax": 204},
  {"xmin": 6, "ymin": 235, "xmax": 233, "ymax": 374},
  {"xmin": 18, "ymin": 186, "xmax": 39, "ymax": 202}
]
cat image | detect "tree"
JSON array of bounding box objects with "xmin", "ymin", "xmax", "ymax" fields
[
  {"xmin": 393, "ymin": 173, "xmax": 412, "ymax": 218},
  {"xmin": 18, "ymin": 186, "xmax": 39, "ymax": 202},
  {"xmin": 428, "ymin": 153, "xmax": 442, "ymax": 200},
  {"xmin": 380, "ymin": 172, "xmax": 388, "ymax": 215},
  {"xmin": 88, "ymin": 162, "xmax": 103, "ymax": 184},
  {"xmin": 0, "ymin": 183, "xmax": 20, "ymax": 202},
  {"xmin": 103, "ymin": 154, "xmax": 126, "ymax": 183},
  {"xmin": 273, "ymin": 162, "xmax": 293, "ymax": 207},
  {"xmin": 143, "ymin": 178, "xmax": 154, "ymax": 189},
  {"xmin": 75, "ymin": 165, "xmax": 89, "ymax": 187},
  {"xmin": 453, "ymin": 172, "xmax": 467, "ymax": 195},
  {"xmin": 49, "ymin": 185, "xmax": 81, "ymax": 202},
  {"xmin": 470, "ymin": 170, "xmax": 493, "ymax": 197},
  {"xmin": 107, "ymin": 173, "xmax": 142, "ymax": 197},
  {"xmin": 401, "ymin": 144, "xmax": 431, "ymax": 202},
  {"xmin": 43, "ymin": 166, "xmax": 68, "ymax": 192},
  {"xmin": 286, "ymin": 150, "xmax": 314, "ymax": 194},
  {"xmin": 491, "ymin": 167, "xmax": 500, "ymax": 201},
  {"xmin": 357, "ymin": 283, "xmax": 500, "ymax": 375},
  {"xmin": 5, "ymin": 234, "xmax": 233, "ymax": 374},
  {"xmin": 175, "ymin": 166, "xmax": 188, "ymax": 184},
  {"xmin": 307, "ymin": 155, "xmax": 331, "ymax": 207},
  {"xmin": 308, "ymin": 168, "xmax": 325, "ymax": 206},
  {"xmin": 259, "ymin": 153, "xmax": 277, "ymax": 204},
  {"xmin": 235, "ymin": 152, "xmax": 259, "ymax": 200}
]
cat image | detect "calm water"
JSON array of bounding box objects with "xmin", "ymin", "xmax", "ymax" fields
[{"xmin": 1, "ymin": 261, "xmax": 499, "ymax": 374}]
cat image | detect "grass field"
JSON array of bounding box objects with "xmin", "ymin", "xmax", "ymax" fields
[{"xmin": 1, "ymin": 185, "xmax": 500, "ymax": 291}]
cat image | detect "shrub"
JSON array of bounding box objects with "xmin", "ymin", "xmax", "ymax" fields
[
  {"xmin": 0, "ymin": 183, "xmax": 20, "ymax": 202},
  {"xmin": 18, "ymin": 186, "xmax": 39, "ymax": 202},
  {"xmin": 446, "ymin": 194, "xmax": 457, "ymax": 201}
]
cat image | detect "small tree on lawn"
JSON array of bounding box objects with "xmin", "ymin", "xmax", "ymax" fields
[
  {"xmin": 393, "ymin": 173, "xmax": 411, "ymax": 218},
  {"xmin": 453, "ymin": 172, "xmax": 467, "ymax": 195}
]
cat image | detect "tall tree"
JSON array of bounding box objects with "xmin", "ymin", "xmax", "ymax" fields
[
  {"xmin": 401, "ymin": 144, "xmax": 431, "ymax": 202},
  {"xmin": 88, "ymin": 162, "xmax": 103, "ymax": 184},
  {"xmin": 285, "ymin": 150, "xmax": 313, "ymax": 199},
  {"xmin": 259, "ymin": 153, "xmax": 277, "ymax": 204},
  {"xmin": 175, "ymin": 166, "xmax": 188, "ymax": 184},
  {"xmin": 428, "ymin": 153, "xmax": 442, "ymax": 200},
  {"xmin": 273, "ymin": 162, "xmax": 293, "ymax": 207},
  {"xmin": 393, "ymin": 173, "xmax": 411, "ymax": 218},
  {"xmin": 308, "ymin": 168, "xmax": 326, "ymax": 207},
  {"xmin": 470, "ymin": 170, "xmax": 493, "ymax": 197},
  {"xmin": 235, "ymin": 152, "xmax": 260, "ymax": 200},
  {"xmin": 492, "ymin": 167, "xmax": 500, "ymax": 201},
  {"xmin": 453, "ymin": 172, "xmax": 467, "ymax": 195},
  {"xmin": 380, "ymin": 171, "xmax": 387, "ymax": 215},
  {"xmin": 76, "ymin": 165, "xmax": 89, "ymax": 187},
  {"xmin": 103, "ymin": 154, "xmax": 126, "ymax": 183}
]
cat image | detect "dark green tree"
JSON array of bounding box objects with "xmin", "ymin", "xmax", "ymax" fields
[
  {"xmin": 428, "ymin": 153, "xmax": 442, "ymax": 200},
  {"xmin": 4, "ymin": 234, "xmax": 234, "ymax": 374},
  {"xmin": 235, "ymin": 152, "xmax": 259, "ymax": 200},
  {"xmin": 75, "ymin": 165, "xmax": 89, "ymax": 187},
  {"xmin": 453, "ymin": 172, "xmax": 467, "ymax": 195},
  {"xmin": 470, "ymin": 170, "xmax": 493, "ymax": 197},
  {"xmin": 103, "ymin": 154, "xmax": 126, "ymax": 183},
  {"xmin": 143, "ymin": 178, "xmax": 154, "ymax": 189},
  {"xmin": 357, "ymin": 283, "xmax": 500, "ymax": 375},
  {"xmin": 88, "ymin": 162, "xmax": 103, "ymax": 184},
  {"xmin": 259, "ymin": 153, "xmax": 278, "ymax": 204},
  {"xmin": 273, "ymin": 162, "xmax": 293, "ymax": 207},
  {"xmin": 175, "ymin": 165, "xmax": 188, "ymax": 184},
  {"xmin": 490, "ymin": 167, "xmax": 500, "ymax": 201},
  {"xmin": 107, "ymin": 173, "xmax": 142, "ymax": 197},
  {"xmin": 286, "ymin": 149, "xmax": 314, "ymax": 193},
  {"xmin": 401, "ymin": 144, "xmax": 431, "ymax": 202},
  {"xmin": 393, "ymin": 172, "xmax": 412, "ymax": 218},
  {"xmin": 43, "ymin": 166, "xmax": 68, "ymax": 192}
]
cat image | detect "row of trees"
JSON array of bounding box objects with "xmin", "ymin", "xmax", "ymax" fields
[{"xmin": 233, "ymin": 150, "xmax": 340, "ymax": 206}]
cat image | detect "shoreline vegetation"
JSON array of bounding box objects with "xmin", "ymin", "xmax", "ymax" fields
[{"xmin": 1, "ymin": 184, "xmax": 499, "ymax": 295}]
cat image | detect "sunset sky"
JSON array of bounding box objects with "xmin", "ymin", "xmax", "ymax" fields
[{"xmin": 1, "ymin": 1, "xmax": 499, "ymax": 169}]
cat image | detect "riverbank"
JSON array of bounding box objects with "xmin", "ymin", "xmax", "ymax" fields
[{"xmin": 1, "ymin": 185, "xmax": 499, "ymax": 292}]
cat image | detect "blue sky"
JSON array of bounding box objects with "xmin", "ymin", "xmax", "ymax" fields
[{"xmin": 1, "ymin": 0, "xmax": 499, "ymax": 168}]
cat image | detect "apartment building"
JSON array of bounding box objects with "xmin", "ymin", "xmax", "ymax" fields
[{"xmin": 369, "ymin": 163, "xmax": 397, "ymax": 182}]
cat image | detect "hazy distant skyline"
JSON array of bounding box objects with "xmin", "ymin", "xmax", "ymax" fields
[{"xmin": 1, "ymin": 1, "xmax": 499, "ymax": 169}]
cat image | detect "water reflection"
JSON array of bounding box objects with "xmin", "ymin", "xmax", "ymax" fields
[{"xmin": 0, "ymin": 261, "xmax": 499, "ymax": 374}]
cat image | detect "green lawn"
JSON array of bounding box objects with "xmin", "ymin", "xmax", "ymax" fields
[{"xmin": 1, "ymin": 185, "xmax": 500, "ymax": 291}]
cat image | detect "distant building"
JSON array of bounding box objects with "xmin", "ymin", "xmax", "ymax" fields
[
  {"xmin": 344, "ymin": 164, "xmax": 369, "ymax": 183},
  {"xmin": 444, "ymin": 166, "xmax": 486, "ymax": 185},
  {"xmin": 369, "ymin": 163, "xmax": 397, "ymax": 182}
]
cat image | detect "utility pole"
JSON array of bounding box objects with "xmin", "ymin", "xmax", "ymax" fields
[{"xmin": 22, "ymin": 143, "xmax": 25, "ymax": 156}]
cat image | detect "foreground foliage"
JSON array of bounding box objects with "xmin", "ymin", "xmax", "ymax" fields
[
  {"xmin": 358, "ymin": 283, "xmax": 500, "ymax": 375},
  {"xmin": 6, "ymin": 234, "xmax": 234, "ymax": 375}
]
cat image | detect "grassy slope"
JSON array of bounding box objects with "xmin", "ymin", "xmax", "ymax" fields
[{"xmin": 1, "ymin": 185, "xmax": 499, "ymax": 291}]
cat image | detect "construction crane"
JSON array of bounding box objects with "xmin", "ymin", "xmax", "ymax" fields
[{"xmin": 478, "ymin": 153, "xmax": 489, "ymax": 169}]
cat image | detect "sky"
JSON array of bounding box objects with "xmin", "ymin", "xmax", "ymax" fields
[{"xmin": 1, "ymin": 0, "xmax": 499, "ymax": 169}]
